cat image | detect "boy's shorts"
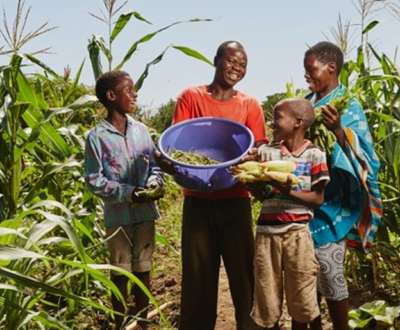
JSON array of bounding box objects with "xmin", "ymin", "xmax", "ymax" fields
[
  {"xmin": 251, "ymin": 225, "xmax": 320, "ymax": 328},
  {"xmin": 106, "ymin": 221, "xmax": 155, "ymax": 275}
]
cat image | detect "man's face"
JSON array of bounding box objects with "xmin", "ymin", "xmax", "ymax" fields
[
  {"xmin": 110, "ymin": 76, "xmax": 137, "ymax": 114},
  {"xmin": 215, "ymin": 46, "xmax": 247, "ymax": 88},
  {"xmin": 303, "ymin": 54, "xmax": 333, "ymax": 95}
]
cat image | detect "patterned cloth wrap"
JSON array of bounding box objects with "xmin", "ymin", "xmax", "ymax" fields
[{"xmin": 307, "ymin": 85, "xmax": 383, "ymax": 252}]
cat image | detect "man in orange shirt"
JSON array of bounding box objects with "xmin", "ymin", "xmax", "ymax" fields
[{"xmin": 159, "ymin": 41, "xmax": 267, "ymax": 330}]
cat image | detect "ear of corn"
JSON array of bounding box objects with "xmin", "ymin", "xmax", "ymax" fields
[
  {"xmin": 262, "ymin": 160, "xmax": 296, "ymax": 173},
  {"xmin": 231, "ymin": 160, "xmax": 301, "ymax": 185},
  {"xmin": 310, "ymin": 88, "xmax": 351, "ymax": 155},
  {"xmin": 236, "ymin": 161, "xmax": 262, "ymax": 172},
  {"xmin": 262, "ymin": 171, "xmax": 302, "ymax": 185}
]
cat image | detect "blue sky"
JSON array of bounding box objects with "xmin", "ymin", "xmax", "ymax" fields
[{"xmin": 1, "ymin": 0, "xmax": 399, "ymax": 109}]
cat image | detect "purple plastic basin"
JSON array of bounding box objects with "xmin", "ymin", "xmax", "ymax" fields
[{"xmin": 158, "ymin": 117, "xmax": 255, "ymax": 192}]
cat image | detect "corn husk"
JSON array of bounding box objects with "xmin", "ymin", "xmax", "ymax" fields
[
  {"xmin": 231, "ymin": 160, "xmax": 301, "ymax": 185},
  {"xmin": 167, "ymin": 148, "xmax": 219, "ymax": 165},
  {"xmin": 131, "ymin": 186, "xmax": 165, "ymax": 208},
  {"xmin": 310, "ymin": 89, "xmax": 351, "ymax": 154}
]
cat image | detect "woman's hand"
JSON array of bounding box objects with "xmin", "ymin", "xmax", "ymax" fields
[
  {"xmin": 321, "ymin": 104, "xmax": 341, "ymax": 133},
  {"xmin": 321, "ymin": 104, "xmax": 346, "ymax": 149}
]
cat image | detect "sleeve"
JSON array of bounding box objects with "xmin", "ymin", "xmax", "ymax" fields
[
  {"xmin": 84, "ymin": 133, "xmax": 134, "ymax": 204},
  {"xmin": 311, "ymin": 148, "xmax": 330, "ymax": 187},
  {"xmin": 172, "ymin": 89, "xmax": 192, "ymax": 125},
  {"xmin": 245, "ymin": 98, "xmax": 268, "ymax": 144}
]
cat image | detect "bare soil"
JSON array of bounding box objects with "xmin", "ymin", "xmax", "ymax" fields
[{"xmin": 148, "ymin": 259, "xmax": 381, "ymax": 330}]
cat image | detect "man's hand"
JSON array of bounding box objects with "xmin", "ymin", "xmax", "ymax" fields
[{"xmin": 155, "ymin": 150, "xmax": 177, "ymax": 175}]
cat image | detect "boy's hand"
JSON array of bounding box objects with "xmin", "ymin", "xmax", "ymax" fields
[
  {"xmin": 131, "ymin": 184, "xmax": 165, "ymax": 205},
  {"xmin": 240, "ymin": 147, "xmax": 259, "ymax": 163},
  {"xmin": 155, "ymin": 150, "xmax": 177, "ymax": 175},
  {"xmin": 269, "ymin": 176, "xmax": 293, "ymax": 195},
  {"xmin": 245, "ymin": 181, "xmax": 266, "ymax": 202},
  {"xmin": 131, "ymin": 187, "xmax": 149, "ymax": 203}
]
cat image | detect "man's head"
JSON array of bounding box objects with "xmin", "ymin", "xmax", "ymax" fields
[
  {"xmin": 213, "ymin": 41, "xmax": 247, "ymax": 88},
  {"xmin": 95, "ymin": 70, "xmax": 137, "ymax": 114},
  {"xmin": 304, "ymin": 41, "xmax": 344, "ymax": 95},
  {"xmin": 272, "ymin": 98, "xmax": 315, "ymax": 142}
]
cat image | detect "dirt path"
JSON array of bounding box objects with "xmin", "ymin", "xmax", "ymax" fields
[{"xmin": 215, "ymin": 264, "xmax": 235, "ymax": 329}]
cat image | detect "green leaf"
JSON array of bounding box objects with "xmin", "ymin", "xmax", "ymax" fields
[
  {"xmin": 349, "ymin": 308, "xmax": 363, "ymax": 319},
  {"xmin": 348, "ymin": 317, "xmax": 373, "ymax": 329},
  {"xmin": 22, "ymin": 158, "xmax": 82, "ymax": 203},
  {"xmin": 360, "ymin": 300, "xmax": 387, "ymax": 316},
  {"xmin": 1, "ymin": 54, "xmax": 23, "ymax": 100},
  {"xmin": 16, "ymin": 70, "xmax": 38, "ymax": 108},
  {"xmin": 24, "ymin": 54, "xmax": 62, "ymax": 81},
  {"xmin": 88, "ymin": 36, "xmax": 104, "ymax": 80},
  {"xmin": 362, "ymin": 20, "xmax": 379, "ymax": 35},
  {"xmin": 44, "ymin": 94, "xmax": 98, "ymax": 123},
  {"xmin": 134, "ymin": 46, "xmax": 171, "ymax": 92},
  {"xmin": 64, "ymin": 58, "xmax": 86, "ymax": 105},
  {"xmin": 172, "ymin": 46, "xmax": 214, "ymax": 66},
  {"xmin": 0, "ymin": 266, "xmax": 110, "ymax": 312},
  {"xmin": 90, "ymin": 35, "xmax": 112, "ymax": 66},
  {"xmin": 375, "ymin": 306, "xmax": 400, "ymax": 325},
  {"xmin": 111, "ymin": 10, "xmax": 152, "ymax": 43},
  {"xmin": 115, "ymin": 18, "xmax": 212, "ymax": 70},
  {"xmin": 22, "ymin": 106, "xmax": 71, "ymax": 160}
]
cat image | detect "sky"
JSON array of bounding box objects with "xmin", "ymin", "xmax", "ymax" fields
[{"xmin": 1, "ymin": 0, "xmax": 400, "ymax": 110}]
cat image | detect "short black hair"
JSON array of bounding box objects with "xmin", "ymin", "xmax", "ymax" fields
[
  {"xmin": 305, "ymin": 41, "xmax": 344, "ymax": 73},
  {"xmin": 215, "ymin": 41, "xmax": 245, "ymax": 61},
  {"xmin": 275, "ymin": 98, "xmax": 315, "ymax": 129},
  {"xmin": 95, "ymin": 70, "xmax": 130, "ymax": 106}
]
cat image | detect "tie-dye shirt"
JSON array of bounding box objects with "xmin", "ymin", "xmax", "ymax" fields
[{"xmin": 84, "ymin": 116, "xmax": 163, "ymax": 227}]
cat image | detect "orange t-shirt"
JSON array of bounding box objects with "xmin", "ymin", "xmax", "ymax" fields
[{"xmin": 172, "ymin": 85, "xmax": 267, "ymax": 199}]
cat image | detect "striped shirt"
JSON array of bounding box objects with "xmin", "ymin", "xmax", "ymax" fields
[
  {"xmin": 257, "ymin": 140, "xmax": 329, "ymax": 227},
  {"xmin": 84, "ymin": 116, "xmax": 163, "ymax": 227}
]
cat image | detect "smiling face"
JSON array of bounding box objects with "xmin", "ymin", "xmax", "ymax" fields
[
  {"xmin": 214, "ymin": 44, "xmax": 247, "ymax": 88},
  {"xmin": 108, "ymin": 76, "xmax": 137, "ymax": 114},
  {"xmin": 271, "ymin": 103, "xmax": 297, "ymax": 142},
  {"xmin": 303, "ymin": 53, "xmax": 338, "ymax": 100}
]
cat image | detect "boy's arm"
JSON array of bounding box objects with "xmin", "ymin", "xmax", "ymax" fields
[{"xmin": 282, "ymin": 180, "xmax": 326, "ymax": 208}]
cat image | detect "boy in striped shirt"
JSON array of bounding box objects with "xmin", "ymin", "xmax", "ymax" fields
[{"xmin": 249, "ymin": 98, "xmax": 330, "ymax": 330}]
